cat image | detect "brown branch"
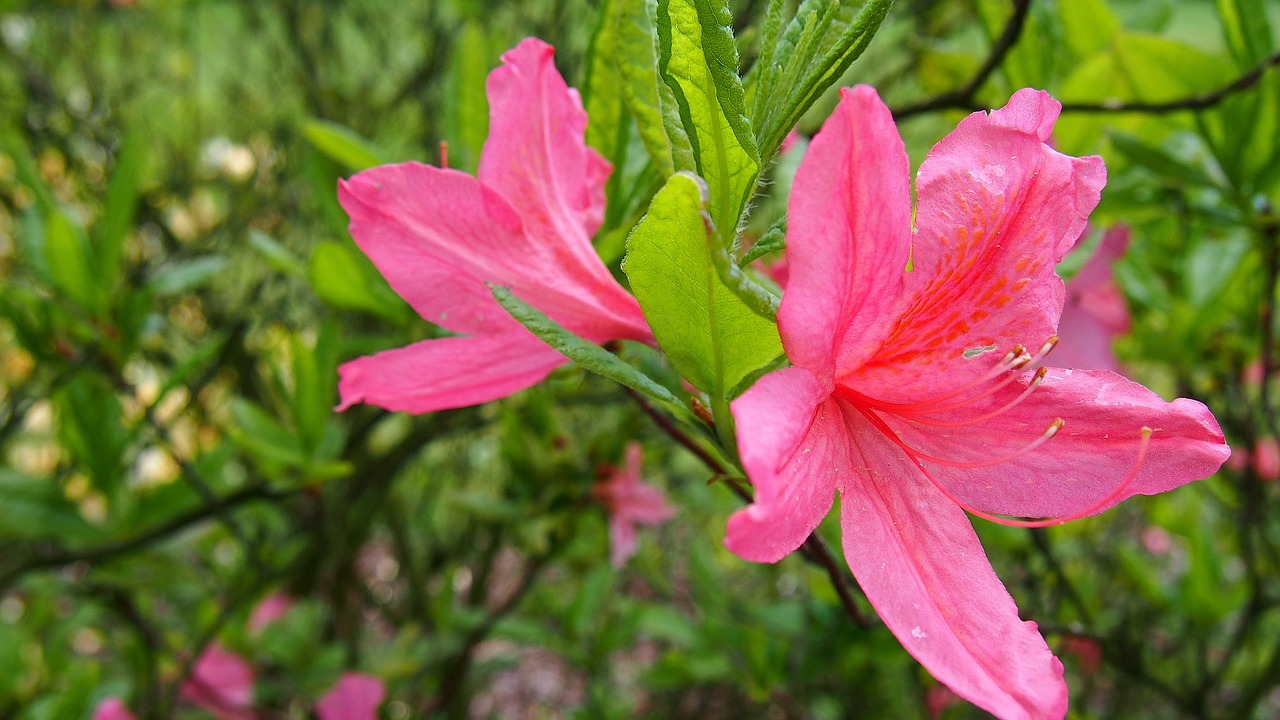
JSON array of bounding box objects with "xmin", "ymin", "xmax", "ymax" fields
[
  {"xmin": 1061, "ymin": 50, "xmax": 1280, "ymax": 114},
  {"xmin": 0, "ymin": 485, "xmax": 289, "ymax": 590},
  {"xmin": 891, "ymin": 0, "xmax": 1033, "ymax": 120}
]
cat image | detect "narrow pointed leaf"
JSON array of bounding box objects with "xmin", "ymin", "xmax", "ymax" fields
[
  {"xmin": 656, "ymin": 0, "xmax": 759, "ymax": 235},
  {"xmin": 490, "ymin": 284, "xmax": 686, "ymax": 414},
  {"xmin": 97, "ymin": 126, "xmax": 145, "ymax": 292},
  {"xmin": 617, "ymin": 0, "xmax": 692, "ymax": 177}
]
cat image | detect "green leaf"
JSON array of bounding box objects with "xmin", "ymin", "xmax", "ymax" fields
[
  {"xmin": 488, "ymin": 284, "xmax": 686, "ymax": 415},
  {"xmin": 0, "ymin": 470, "xmax": 94, "ymax": 541},
  {"xmin": 750, "ymin": 0, "xmax": 893, "ymax": 161},
  {"xmin": 1059, "ymin": 0, "xmax": 1120, "ymax": 59},
  {"xmin": 146, "ymin": 255, "xmax": 228, "ymax": 295},
  {"xmin": 442, "ymin": 22, "xmax": 493, "ymax": 173},
  {"xmin": 656, "ymin": 0, "xmax": 760, "ymax": 235},
  {"xmin": 230, "ymin": 398, "xmax": 308, "ymax": 468},
  {"xmin": 622, "ymin": 172, "xmax": 782, "ymax": 403},
  {"xmin": 1109, "ymin": 132, "xmax": 1221, "ymax": 189},
  {"xmin": 307, "ymin": 240, "xmax": 407, "ymax": 321},
  {"xmin": 1216, "ymin": 0, "xmax": 1274, "ymax": 67},
  {"xmin": 303, "ymin": 119, "xmax": 389, "ymax": 173},
  {"xmin": 55, "ymin": 374, "xmax": 128, "ymax": 498},
  {"xmin": 248, "ymin": 229, "xmax": 306, "ymax": 277},
  {"xmin": 96, "ymin": 126, "xmax": 146, "ymax": 296},
  {"xmin": 44, "ymin": 209, "xmax": 99, "ymax": 312},
  {"xmin": 586, "ymin": 0, "xmax": 627, "ymax": 164},
  {"xmin": 739, "ymin": 217, "xmax": 786, "ymax": 266},
  {"xmin": 617, "ymin": 0, "xmax": 693, "ymax": 178}
]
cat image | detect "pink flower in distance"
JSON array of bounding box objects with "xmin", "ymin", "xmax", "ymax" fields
[
  {"xmin": 180, "ymin": 643, "xmax": 255, "ymax": 720},
  {"xmin": 92, "ymin": 698, "xmax": 136, "ymax": 720},
  {"xmin": 1053, "ymin": 225, "xmax": 1132, "ymax": 371},
  {"xmin": 316, "ymin": 673, "xmax": 386, "ymax": 720},
  {"xmin": 247, "ymin": 592, "xmax": 295, "ymax": 635},
  {"xmin": 727, "ymin": 86, "xmax": 1229, "ymax": 719},
  {"xmin": 337, "ymin": 38, "xmax": 652, "ymax": 414},
  {"xmin": 593, "ymin": 442, "xmax": 676, "ymax": 568}
]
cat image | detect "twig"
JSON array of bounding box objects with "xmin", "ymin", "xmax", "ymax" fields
[
  {"xmin": 0, "ymin": 485, "xmax": 287, "ymax": 590},
  {"xmin": 891, "ymin": 0, "xmax": 1032, "ymax": 120},
  {"xmin": 1061, "ymin": 50, "xmax": 1280, "ymax": 114}
]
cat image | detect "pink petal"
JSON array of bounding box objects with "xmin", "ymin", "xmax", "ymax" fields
[
  {"xmin": 479, "ymin": 38, "xmax": 614, "ymax": 265},
  {"xmin": 850, "ymin": 89, "xmax": 1106, "ymax": 402},
  {"xmin": 726, "ymin": 367, "xmax": 846, "ymax": 563},
  {"xmin": 779, "ymin": 86, "xmax": 912, "ymax": 379},
  {"xmin": 316, "ymin": 673, "xmax": 386, "ymax": 720},
  {"xmin": 595, "ymin": 442, "xmax": 675, "ymax": 567},
  {"xmin": 93, "ymin": 698, "xmax": 136, "ymax": 720},
  {"xmin": 339, "ymin": 165, "xmax": 646, "ymax": 343},
  {"xmin": 1054, "ymin": 226, "xmax": 1132, "ymax": 371},
  {"xmin": 609, "ymin": 514, "xmax": 640, "ymax": 568},
  {"xmin": 247, "ymin": 592, "xmax": 294, "ymax": 635},
  {"xmin": 840, "ymin": 420, "xmax": 1067, "ymax": 720},
  {"xmin": 337, "ymin": 333, "xmax": 568, "ymax": 414},
  {"xmin": 181, "ymin": 643, "xmax": 254, "ymax": 719},
  {"xmin": 879, "ymin": 368, "xmax": 1229, "ymax": 519}
]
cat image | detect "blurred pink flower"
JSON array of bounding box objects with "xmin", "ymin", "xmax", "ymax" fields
[
  {"xmin": 593, "ymin": 443, "xmax": 676, "ymax": 568},
  {"xmin": 336, "ymin": 38, "xmax": 652, "ymax": 414},
  {"xmin": 1254, "ymin": 437, "xmax": 1280, "ymax": 480},
  {"xmin": 1060, "ymin": 634, "xmax": 1103, "ymax": 675},
  {"xmin": 1054, "ymin": 225, "xmax": 1132, "ymax": 371},
  {"xmin": 247, "ymin": 592, "xmax": 295, "ymax": 635},
  {"xmin": 316, "ymin": 673, "xmax": 386, "ymax": 720},
  {"xmin": 181, "ymin": 643, "xmax": 255, "ymax": 720},
  {"xmin": 727, "ymin": 85, "xmax": 1229, "ymax": 719},
  {"xmin": 92, "ymin": 698, "xmax": 136, "ymax": 720}
]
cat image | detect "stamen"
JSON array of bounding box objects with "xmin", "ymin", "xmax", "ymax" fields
[
  {"xmin": 439, "ymin": 140, "xmax": 450, "ymax": 169},
  {"xmin": 860, "ymin": 403, "xmax": 1153, "ymax": 529},
  {"xmin": 841, "ymin": 343, "xmax": 1027, "ymax": 414},
  {"xmin": 894, "ymin": 418, "xmax": 1064, "ymax": 469},
  {"xmin": 905, "ymin": 367, "xmax": 1049, "ymax": 427}
]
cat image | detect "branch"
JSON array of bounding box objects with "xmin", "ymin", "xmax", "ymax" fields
[
  {"xmin": 0, "ymin": 485, "xmax": 288, "ymax": 590},
  {"xmin": 891, "ymin": 0, "xmax": 1032, "ymax": 120},
  {"xmin": 1061, "ymin": 50, "xmax": 1280, "ymax": 114}
]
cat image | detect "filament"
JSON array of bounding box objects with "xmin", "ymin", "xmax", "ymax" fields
[
  {"xmin": 901, "ymin": 418, "xmax": 1064, "ymax": 469},
  {"xmin": 858, "ymin": 405, "xmax": 1153, "ymax": 529},
  {"xmin": 439, "ymin": 140, "xmax": 450, "ymax": 169},
  {"xmin": 904, "ymin": 368, "xmax": 1049, "ymax": 427}
]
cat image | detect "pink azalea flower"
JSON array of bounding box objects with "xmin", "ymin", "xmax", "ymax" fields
[
  {"xmin": 1053, "ymin": 225, "xmax": 1132, "ymax": 371},
  {"xmin": 92, "ymin": 698, "xmax": 136, "ymax": 720},
  {"xmin": 180, "ymin": 643, "xmax": 255, "ymax": 720},
  {"xmin": 1254, "ymin": 437, "xmax": 1280, "ymax": 480},
  {"xmin": 336, "ymin": 38, "xmax": 652, "ymax": 414},
  {"xmin": 593, "ymin": 442, "xmax": 676, "ymax": 568},
  {"xmin": 247, "ymin": 592, "xmax": 295, "ymax": 635},
  {"xmin": 316, "ymin": 673, "xmax": 386, "ymax": 720},
  {"xmin": 727, "ymin": 86, "xmax": 1229, "ymax": 719}
]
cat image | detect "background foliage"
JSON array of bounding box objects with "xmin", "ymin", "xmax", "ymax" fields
[{"xmin": 1, "ymin": 0, "xmax": 1279, "ymax": 717}]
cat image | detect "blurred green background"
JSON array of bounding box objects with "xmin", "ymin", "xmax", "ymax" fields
[{"xmin": 1, "ymin": 0, "xmax": 1279, "ymax": 717}]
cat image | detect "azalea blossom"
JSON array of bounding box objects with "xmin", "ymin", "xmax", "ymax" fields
[
  {"xmin": 92, "ymin": 698, "xmax": 136, "ymax": 720},
  {"xmin": 593, "ymin": 442, "xmax": 676, "ymax": 568},
  {"xmin": 316, "ymin": 673, "xmax": 386, "ymax": 720},
  {"xmin": 247, "ymin": 591, "xmax": 295, "ymax": 635},
  {"xmin": 337, "ymin": 38, "xmax": 651, "ymax": 414},
  {"xmin": 180, "ymin": 642, "xmax": 255, "ymax": 720},
  {"xmin": 727, "ymin": 86, "xmax": 1228, "ymax": 719},
  {"xmin": 1054, "ymin": 225, "xmax": 1132, "ymax": 371}
]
